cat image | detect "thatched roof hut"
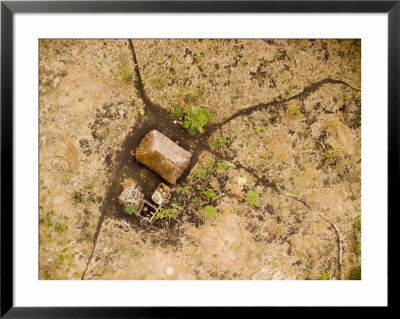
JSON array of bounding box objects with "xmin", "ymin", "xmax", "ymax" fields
[{"xmin": 136, "ymin": 130, "xmax": 192, "ymax": 184}]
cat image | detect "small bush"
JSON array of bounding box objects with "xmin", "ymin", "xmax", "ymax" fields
[
  {"xmin": 182, "ymin": 104, "xmax": 212, "ymax": 135},
  {"xmin": 210, "ymin": 137, "xmax": 227, "ymax": 151},
  {"xmin": 347, "ymin": 266, "xmax": 361, "ymax": 280},
  {"xmin": 288, "ymin": 106, "xmax": 304, "ymax": 118},
  {"xmin": 204, "ymin": 189, "xmax": 217, "ymax": 199},
  {"xmin": 54, "ymin": 222, "xmax": 69, "ymax": 233},
  {"xmin": 124, "ymin": 204, "xmax": 136, "ymax": 215},
  {"xmin": 217, "ymin": 161, "xmax": 227, "ymax": 171},
  {"xmin": 246, "ymin": 190, "xmax": 260, "ymax": 207},
  {"xmin": 171, "ymin": 106, "xmax": 183, "ymax": 118},
  {"xmin": 196, "ymin": 169, "xmax": 207, "ymax": 179},
  {"xmin": 43, "ymin": 270, "xmax": 52, "ymax": 280},
  {"xmin": 119, "ymin": 68, "xmax": 132, "ymax": 82},
  {"xmin": 319, "ymin": 270, "xmax": 331, "ymax": 280},
  {"xmin": 153, "ymin": 203, "xmax": 179, "ymax": 226},
  {"xmin": 324, "ymin": 144, "xmax": 338, "ymax": 160},
  {"xmin": 204, "ymin": 205, "xmax": 217, "ymax": 220}
]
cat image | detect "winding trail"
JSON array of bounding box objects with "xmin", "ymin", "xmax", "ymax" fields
[{"xmin": 81, "ymin": 39, "xmax": 359, "ymax": 280}]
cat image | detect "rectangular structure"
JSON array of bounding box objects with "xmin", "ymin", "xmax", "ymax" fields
[{"xmin": 135, "ymin": 130, "xmax": 192, "ymax": 184}]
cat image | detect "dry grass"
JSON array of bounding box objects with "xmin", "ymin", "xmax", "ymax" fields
[{"xmin": 39, "ymin": 39, "xmax": 361, "ymax": 280}]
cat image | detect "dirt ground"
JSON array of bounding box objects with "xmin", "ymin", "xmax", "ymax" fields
[{"xmin": 39, "ymin": 39, "xmax": 361, "ymax": 280}]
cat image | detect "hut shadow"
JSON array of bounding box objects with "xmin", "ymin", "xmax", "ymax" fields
[{"xmin": 100, "ymin": 101, "xmax": 206, "ymax": 228}]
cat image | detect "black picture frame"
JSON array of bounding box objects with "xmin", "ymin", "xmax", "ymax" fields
[{"xmin": 1, "ymin": 0, "xmax": 395, "ymax": 317}]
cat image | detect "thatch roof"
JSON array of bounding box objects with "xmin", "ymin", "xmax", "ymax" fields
[{"xmin": 136, "ymin": 130, "xmax": 192, "ymax": 184}]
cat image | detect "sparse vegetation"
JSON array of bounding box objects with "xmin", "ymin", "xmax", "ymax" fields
[
  {"xmin": 246, "ymin": 190, "xmax": 260, "ymax": 207},
  {"xmin": 320, "ymin": 270, "xmax": 331, "ymax": 280},
  {"xmin": 353, "ymin": 216, "xmax": 361, "ymax": 232},
  {"xmin": 217, "ymin": 161, "xmax": 227, "ymax": 171},
  {"xmin": 39, "ymin": 39, "xmax": 361, "ymax": 281},
  {"xmin": 204, "ymin": 188, "xmax": 217, "ymax": 199},
  {"xmin": 210, "ymin": 137, "xmax": 227, "ymax": 151},
  {"xmin": 196, "ymin": 169, "xmax": 207, "ymax": 179},
  {"xmin": 346, "ymin": 266, "xmax": 361, "ymax": 280},
  {"xmin": 324, "ymin": 144, "xmax": 338, "ymax": 160},
  {"xmin": 124, "ymin": 204, "xmax": 136, "ymax": 215},
  {"xmin": 288, "ymin": 105, "xmax": 304, "ymax": 118},
  {"xmin": 119, "ymin": 68, "xmax": 132, "ymax": 82},
  {"xmin": 182, "ymin": 104, "xmax": 212, "ymax": 135},
  {"xmin": 171, "ymin": 106, "xmax": 183, "ymax": 118},
  {"xmin": 153, "ymin": 204, "xmax": 179, "ymax": 226},
  {"xmin": 204, "ymin": 205, "xmax": 217, "ymax": 220}
]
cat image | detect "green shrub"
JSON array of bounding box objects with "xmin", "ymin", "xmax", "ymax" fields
[
  {"xmin": 324, "ymin": 144, "xmax": 338, "ymax": 160},
  {"xmin": 153, "ymin": 203, "xmax": 179, "ymax": 226},
  {"xmin": 320, "ymin": 270, "xmax": 331, "ymax": 280},
  {"xmin": 217, "ymin": 161, "xmax": 227, "ymax": 171},
  {"xmin": 119, "ymin": 68, "xmax": 132, "ymax": 82},
  {"xmin": 171, "ymin": 106, "xmax": 183, "ymax": 118},
  {"xmin": 354, "ymin": 243, "xmax": 361, "ymax": 255},
  {"xmin": 182, "ymin": 104, "xmax": 212, "ymax": 135},
  {"xmin": 204, "ymin": 205, "xmax": 217, "ymax": 220},
  {"xmin": 204, "ymin": 189, "xmax": 217, "ymax": 199},
  {"xmin": 54, "ymin": 222, "xmax": 69, "ymax": 233},
  {"xmin": 246, "ymin": 190, "xmax": 260, "ymax": 207},
  {"xmin": 196, "ymin": 169, "xmax": 207, "ymax": 179},
  {"xmin": 210, "ymin": 137, "xmax": 227, "ymax": 151},
  {"xmin": 43, "ymin": 270, "xmax": 51, "ymax": 280},
  {"xmin": 347, "ymin": 266, "xmax": 361, "ymax": 280},
  {"xmin": 124, "ymin": 204, "xmax": 136, "ymax": 215},
  {"xmin": 288, "ymin": 106, "xmax": 304, "ymax": 118}
]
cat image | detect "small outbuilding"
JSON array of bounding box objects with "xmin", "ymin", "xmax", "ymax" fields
[{"xmin": 136, "ymin": 130, "xmax": 192, "ymax": 184}]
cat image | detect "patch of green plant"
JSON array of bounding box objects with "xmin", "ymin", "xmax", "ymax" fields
[
  {"xmin": 288, "ymin": 106, "xmax": 304, "ymax": 118},
  {"xmin": 182, "ymin": 104, "xmax": 212, "ymax": 135},
  {"xmin": 153, "ymin": 203, "xmax": 179, "ymax": 226},
  {"xmin": 119, "ymin": 68, "xmax": 132, "ymax": 82},
  {"xmin": 130, "ymin": 248, "xmax": 138, "ymax": 257},
  {"xmin": 43, "ymin": 270, "xmax": 51, "ymax": 280},
  {"xmin": 139, "ymin": 108, "xmax": 145, "ymax": 116},
  {"xmin": 124, "ymin": 203, "xmax": 136, "ymax": 215},
  {"xmin": 320, "ymin": 270, "xmax": 331, "ymax": 280},
  {"xmin": 204, "ymin": 188, "xmax": 217, "ymax": 199},
  {"xmin": 210, "ymin": 137, "xmax": 227, "ymax": 151},
  {"xmin": 196, "ymin": 169, "xmax": 207, "ymax": 179},
  {"xmin": 204, "ymin": 205, "xmax": 217, "ymax": 220},
  {"xmin": 354, "ymin": 243, "xmax": 361, "ymax": 255},
  {"xmin": 217, "ymin": 161, "xmax": 227, "ymax": 171},
  {"xmin": 324, "ymin": 144, "xmax": 338, "ymax": 160},
  {"xmin": 246, "ymin": 190, "xmax": 260, "ymax": 207},
  {"xmin": 171, "ymin": 106, "xmax": 183, "ymax": 118},
  {"xmin": 346, "ymin": 266, "xmax": 361, "ymax": 280},
  {"xmin": 54, "ymin": 222, "xmax": 69, "ymax": 233},
  {"xmin": 40, "ymin": 211, "xmax": 54, "ymax": 227}
]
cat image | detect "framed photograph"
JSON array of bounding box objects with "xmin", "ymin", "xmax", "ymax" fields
[{"xmin": 1, "ymin": 0, "xmax": 394, "ymax": 316}]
